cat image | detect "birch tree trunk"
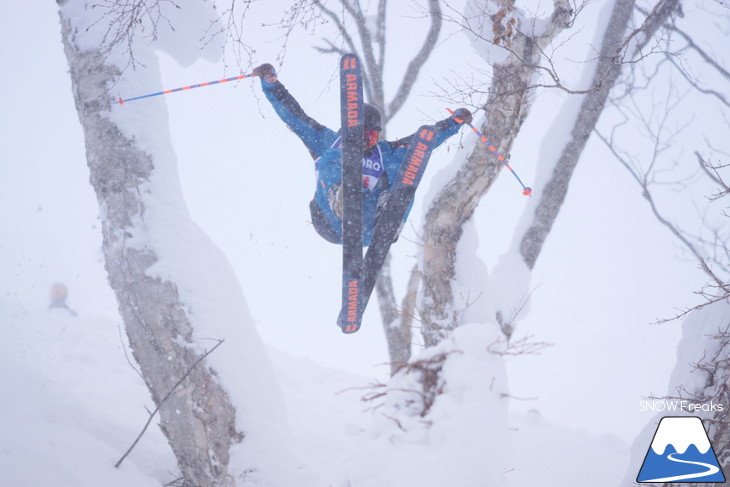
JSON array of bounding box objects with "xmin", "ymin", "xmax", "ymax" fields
[
  {"xmin": 422, "ymin": 0, "xmax": 681, "ymax": 344},
  {"xmin": 58, "ymin": 3, "xmax": 290, "ymax": 485},
  {"xmin": 60, "ymin": 32, "xmax": 237, "ymax": 487},
  {"xmin": 518, "ymin": 0, "xmax": 680, "ymax": 270},
  {"xmin": 420, "ymin": 0, "xmax": 573, "ymax": 346}
]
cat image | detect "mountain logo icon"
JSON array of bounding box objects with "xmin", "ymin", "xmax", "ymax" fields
[{"xmin": 637, "ymin": 416, "xmax": 726, "ymax": 483}]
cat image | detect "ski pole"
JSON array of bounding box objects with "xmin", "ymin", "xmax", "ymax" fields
[
  {"xmin": 113, "ymin": 73, "xmax": 256, "ymax": 106},
  {"xmin": 447, "ymin": 108, "xmax": 532, "ymax": 196}
]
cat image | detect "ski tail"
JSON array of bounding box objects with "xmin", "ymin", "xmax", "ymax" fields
[{"xmin": 338, "ymin": 53, "xmax": 365, "ymax": 334}]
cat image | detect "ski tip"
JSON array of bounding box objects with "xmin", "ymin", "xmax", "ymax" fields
[
  {"xmin": 340, "ymin": 52, "xmax": 360, "ymax": 69},
  {"xmin": 417, "ymin": 125, "xmax": 436, "ymax": 141}
]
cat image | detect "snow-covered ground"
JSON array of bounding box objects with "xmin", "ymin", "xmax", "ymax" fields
[
  {"xmin": 0, "ymin": 300, "xmax": 628, "ymax": 486},
  {"xmin": 0, "ymin": 301, "xmax": 172, "ymax": 486}
]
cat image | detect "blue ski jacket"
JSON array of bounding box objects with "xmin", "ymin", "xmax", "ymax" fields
[{"xmin": 259, "ymin": 77, "xmax": 462, "ymax": 246}]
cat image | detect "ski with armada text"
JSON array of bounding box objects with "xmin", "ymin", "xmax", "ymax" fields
[
  {"xmin": 360, "ymin": 125, "xmax": 437, "ymax": 318},
  {"xmin": 337, "ymin": 53, "xmax": 365, "ymax": 334},
  {"xmin": 338, "ymin": 125, "xmax": 438, "ymax": 330}
]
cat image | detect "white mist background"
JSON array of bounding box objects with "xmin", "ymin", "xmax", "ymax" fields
[{"xmin": 1, "ymin": 0, "xmax": 711, "ymax": 450}]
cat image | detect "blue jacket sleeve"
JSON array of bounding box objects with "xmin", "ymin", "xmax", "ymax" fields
[{"xmin": 260, "ymin": 78, "xmax": 338, "ymax": 158}]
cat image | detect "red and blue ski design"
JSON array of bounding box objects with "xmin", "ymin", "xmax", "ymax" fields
[
  {"xmin": 359, "ymin": 126, "xmax": 437, "ymax": 317},
  {"xmin": 337, "ymin": 125, "xmax": 438, "ymax": 332},
  {"xmin": 338, "ymin": 53, "xmax": 365, "ymax": 333}
]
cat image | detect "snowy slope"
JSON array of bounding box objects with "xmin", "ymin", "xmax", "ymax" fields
[
  {"xmin": 0, "ymin": 300, "xmax": 628, "ymax": 487},
  {"xmin": 0, "ymin": 301, "xmax": 175, "ymax": 486}
]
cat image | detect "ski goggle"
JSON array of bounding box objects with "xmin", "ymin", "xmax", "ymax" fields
[{"xmin": 365, "ymin": 129, "xmax": 379, "ymax": 147}]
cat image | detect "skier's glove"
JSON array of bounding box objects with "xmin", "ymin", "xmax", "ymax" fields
[
  {"xmin": 452, "ymin": 108, "xmax": 473, "ymax": 125},
  {"xmin": 253, "ymin": 63, "xmax": 277, "ymax": 83}
]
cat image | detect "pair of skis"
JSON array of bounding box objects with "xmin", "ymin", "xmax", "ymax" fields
[{"xmin": 337, "ymin": 53, "xmax": 437, "ymax": 334}]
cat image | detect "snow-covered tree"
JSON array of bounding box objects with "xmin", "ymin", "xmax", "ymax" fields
[
  {"xmin": 54, "ymin": 0, "xmax": 728, "ymax": 484},
  {"xmin": 58, "ymin": 2, "xmax": 294, "ymax": 485},
  {"xmin": 610, "ymin": 2, "xmax": 730, "ymax": 479},
  {"xmin": 420, "ymin": 0, "xmax": 682, "ymax": 341},
  {"xmin": 362, "ymin": 0, "xmax": 685, "ymax": 482}
]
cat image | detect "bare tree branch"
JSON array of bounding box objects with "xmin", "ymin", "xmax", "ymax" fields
[
  {"xmin": 420, "ymin": 1, "xmax": 574, "ymax": 344},
  {"xmin": 698, "ymin": 152, "xmax": 730, "ymax": 197},
  {"xmin": 596, "ymin": 130, "xmax": 726, "ymax": 288},
  {"xmin": 664, "ymin": 54, "xmax": 730, "ymax": 108},
  {"xmin": 519, "ymin": 0, "xmax": 681, "ymax": 270},
  {"xmin": 115, "ymin": 339, "xmax": 225, "ymax": 469},
  {"xmin": 386, "ymin": 0, "xmax": 442, "ymax": 121},
  {"xmin": 384, "ymin": 264, "xmax": 419, "ymax": 375},
  {"xmin": 87, "ymin": 0, "xmax": 180, "ymax": 70},
  {"xmin": 664, "ymin": 21, "xmax": 730, "ymax": 81},
  {"xmin": 205, "ymin": 0, "xmax": 256, "ymax": 69}
]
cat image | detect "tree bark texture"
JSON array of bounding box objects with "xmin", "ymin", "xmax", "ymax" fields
[
  {"xmin": 518, "ymin": 0, "xmax": 642, "ymax": 270},
  {"xmin": 377, "ymin": 260, "xmax": 419, "ymax": 374},
  {"xmin": 59, "ymin": 9, "xmax": 241, "ymax": 486},
  {"xmin": 420, "ymin": 1, "xmax": 573, "ymax": 346}
]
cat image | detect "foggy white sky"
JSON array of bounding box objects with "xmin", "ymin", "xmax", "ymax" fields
[{"xmin": 2, "ymin": 0, "xmax": 725, "ymax": 445}]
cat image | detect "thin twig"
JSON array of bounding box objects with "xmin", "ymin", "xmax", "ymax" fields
[
  {"xmin": 114, "ymin": 339, "xmax": 225, "ymax": 469},
  {"xmin": 117, "ymin": 323, "xmax": 144, "ymax": 381}
]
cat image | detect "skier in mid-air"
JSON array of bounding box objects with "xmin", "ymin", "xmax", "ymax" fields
[{"xmin": 252, "ymin": 62, "xmax": 472, "ymax": 246}]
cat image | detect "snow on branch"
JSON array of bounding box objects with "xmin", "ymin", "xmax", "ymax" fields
[{"xmin": 85, "ymin": 0, "xmax": 179, "ymax": 69}]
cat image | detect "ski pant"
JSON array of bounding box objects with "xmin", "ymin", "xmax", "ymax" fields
[{"xmin": 310, "ymin": 159, "xmax": 342, "ymax": 244}]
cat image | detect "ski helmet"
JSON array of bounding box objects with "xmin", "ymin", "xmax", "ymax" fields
[{"xmin": 363, "ymin": 103, "xmax": 382, "ymax": 131}]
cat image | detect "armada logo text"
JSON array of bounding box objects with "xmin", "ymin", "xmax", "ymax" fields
[{"xmin": 344, "ymin": 73, "xmax": 360, "ymax": 128}]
